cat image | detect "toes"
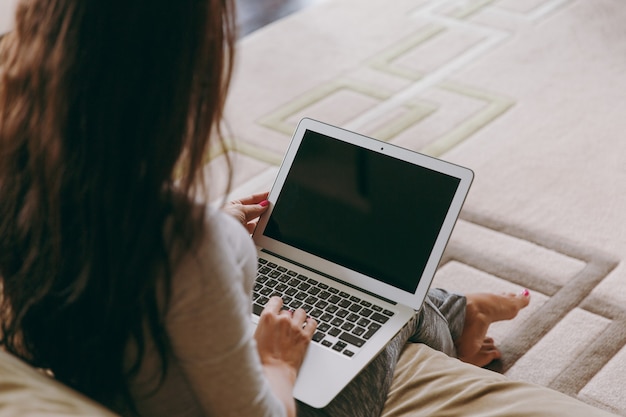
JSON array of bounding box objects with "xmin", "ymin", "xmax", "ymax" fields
[
  {"xmin": 516, "ymin": 289, "xmax": 531, "ymax": 308},
  {"xmin": 458, "ymin": 338, "xmax": 502, "ymax": 367},
  {"xmin": 460, "ymin": 346, "xmax": 501, "ymax": 367},
  {"xmin": 479, "ymin": 344, "xmax": 501, "ymax": 362}
]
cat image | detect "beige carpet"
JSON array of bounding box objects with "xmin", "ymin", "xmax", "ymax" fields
[{"xmin": 219, "ymin": 0, "xmax": 626, "ymax": 414}]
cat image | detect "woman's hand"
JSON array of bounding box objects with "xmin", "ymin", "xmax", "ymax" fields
[
  {"xmin": 254, "ymin": 296, "xmax": 318, "ymax": 417},
  {"xmin": 222, "ymin": 191, "xmax": 269, "ymax": 233},
  {"xmin": 254, "ymin": 296, "xmax": 317, "ymax": 373}
]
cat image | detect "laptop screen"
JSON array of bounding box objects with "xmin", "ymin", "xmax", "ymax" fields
[{"xmin": 263, "ymin": 129, "xmax": 460, "ymax": 293}]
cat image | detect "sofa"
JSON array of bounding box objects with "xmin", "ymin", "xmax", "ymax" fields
[{"xmin": 0, "ymin": 344, "xmax": 619, "ymax": 417}]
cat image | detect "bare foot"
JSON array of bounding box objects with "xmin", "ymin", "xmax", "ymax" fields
[{"xmin": 455, "ymin": 290, "xmax": 531, "ymax": 367}]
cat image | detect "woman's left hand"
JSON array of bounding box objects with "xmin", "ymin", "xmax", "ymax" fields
[{"xmin": 223, "ymin": 191, "xmax": 270, "ymax": 233}]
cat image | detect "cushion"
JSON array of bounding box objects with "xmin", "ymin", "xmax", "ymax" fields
[
  {"xmin": 0, "ymin": 350, "xmax": 117, "ymax": 417},
  {"xmin": 382, "ymin": 343, "xmax": 618, "ymax": 417}
]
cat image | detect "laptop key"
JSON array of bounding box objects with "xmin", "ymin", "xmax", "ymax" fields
[
  {"xmin": 269, "ymin": 270, "xmax": 281, "ymax": 278},
  {"xmin": 253, "ymin": 303, "xmax": 264, "ymax": 315},
  {"xmin": 362, "ymin": 322, "xmax": 381, "ymax": 339},
  {"xmin": 362, "ymin": 327, "xmax": 379, "ymax": 340},
  {"xmin": 325, "ymin": 305, "xmax": 338, "ymax": 314},
  {"xmin": 328, "ymin": 295, "xmax": 341, "ymax": 304},
  {"xmin": 353, "ymin": 326, "xmax": 366, "ymax": 336},
  {"xmin": 348, "ymin": 304, "xmax": 362, "ymax": 313},
  {"xmin": 371, "ymin": 312, "xmax": 389, "ymax": 324},
  {"xmin": 318, "ymin": 323, "xmax": 331, "ymax": 332},
  {"xmin": 330, "ymin": 318, "xmax": 344, "ymax": 327},
  {"xmin": 357, "ymin": 318, "xmax": 371, "ymax": 327},
  {"xmin": 341, "ymin": 322, "xmax": 354, "ymax": 332},
  {"xmin": 307, "ymin": 287, "xmax": 321, "ymax": 296},
  {"xmin": 346, "ymin": 313, "xmax": 359, "ymax": 323},
  {"xmin": 312, "ymin": 332, "xmax": 325, "ymax": 343},
  {"xmin": 318, "ymin": 291, "xmax": 331, "ymax": 300},
  {"xmin": 339, "ymin": 332, "xmax": 366, "ymax": 348},
  {"xmin": 328, "ymin": 327, "xmax": 341, "ymax": 337},
  {"xmin": 332, "ymin": 341, "xmax": 347, "ymax": 352},
  {"xmin": 320, "ymin": 313, "xmax": 333, "ymax": 322}
]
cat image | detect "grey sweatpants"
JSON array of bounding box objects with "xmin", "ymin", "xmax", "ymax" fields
[{"xmin": 297, "ymin": 288, "xmax": 466, "ymax": 417}]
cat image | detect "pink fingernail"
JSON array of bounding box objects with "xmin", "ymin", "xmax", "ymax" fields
[
  {"xmin": 521, "ymin": 289, "xmax": 530, "ymax": 297},
  {"xmin": 259, "ymin": 200, "xmax": 269, "ymax": 207}
]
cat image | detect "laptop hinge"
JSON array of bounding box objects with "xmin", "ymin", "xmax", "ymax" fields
[{"xmin": 260, "ymin": 249, "xmax": 398, "ymax": 306}]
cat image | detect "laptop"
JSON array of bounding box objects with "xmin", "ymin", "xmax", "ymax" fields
[{"xmin": 251, "ymin": 118, "xmax": 473, "ymax": 408}]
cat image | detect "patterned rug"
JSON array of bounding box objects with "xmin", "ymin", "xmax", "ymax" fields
[{"xmin": 218, "ymin": 0, "xmax": 626, "ymax": 414}]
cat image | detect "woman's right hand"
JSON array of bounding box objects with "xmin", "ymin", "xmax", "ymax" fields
[
  {"xmin": 254, "ymin": 296, "xmax": 317, "ymax": 416},
  {"xmin": 254, "ymin": 296, "xmax": 317, "ymax": 375}
]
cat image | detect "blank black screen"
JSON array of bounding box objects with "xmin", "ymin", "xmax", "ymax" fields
[{"xmin": 264, "ymin": 130, "xmax": 460, "ymax": 293}]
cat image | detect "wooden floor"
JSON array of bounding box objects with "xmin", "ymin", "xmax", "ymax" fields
[{"xmin": 236, "ymin": 0, "xmax": 324, "ymax": 37}]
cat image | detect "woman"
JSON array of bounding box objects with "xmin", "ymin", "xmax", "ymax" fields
[{"xmin": 0, "ymin": 1, "xmax": 529, "ymax": 416}]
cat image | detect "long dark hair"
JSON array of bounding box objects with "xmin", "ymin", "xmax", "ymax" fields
[{"xmin": 0, "ymin": 0, "xmax": 236, "ymax": 413}]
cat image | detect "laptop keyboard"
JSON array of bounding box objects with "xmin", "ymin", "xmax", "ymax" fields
[{"xmin": 253, "ymin": 257, "xmax": 395, "ymax": 358}]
